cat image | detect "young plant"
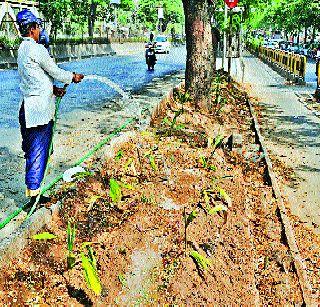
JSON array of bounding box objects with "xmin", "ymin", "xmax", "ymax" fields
[
  {"xmin": 199, "ymin": 155, "xmax": 208, "ymax": 168},
  {"xmin": 218, "ymin": 187, "xmax": 232, "ymax": 206},
  {"xmin": 141, "ymin": 193, "xmax": 156, "ymax": 206},
  {"xmin": 118, "ymin": 274, "xmax": 127, "ymax": 287},
  {"xmin": 124, "ymin": 157, "xmax": 137, "ymax": 176},
  {"xmin": 109, "ymin": 178, "xmax": 122, "ymax": 203},
  {"xmin": 81, "ymin": 243, "xmax": 102, "ymax": 295},
  {"xmin": 115, "ymin": 150, "xmax": 124, "ymax": 161},
  {"xmin": 208, "ymin": 204, "xmax": 228, "ymax": 215},
  {"xmin": 213, "ymin": 135, "xmax": 224, "ymax": 151},
  {"xmin": 144, "ymin": 150, "xmax": 158, "ymax": 172},
  {"xmin": 73, "ymin": 171, "xmax": 94, "ymax": 180},
  {"xmin": 173, "ymin": 89, "xmax": 192, "ymax": 106},
  {"xmin": 171, "ymin": 109, "xmax": 184, "ymax": 129},
  {"xmin": 199, "ymin": 155, "xmax": 217, "ymax": 171},
  {"xmin": 190, "ymin": 250, "xmax": 211, "ymax": 271},
  {"xmin": 32, "ymin": 232, "xmax": 57, "ymax": 240},
  {"xmin": 87, "ymin": 194, "xmax": 101, "ymax": 212},
  {"xmin": 202, "ymin": 189, "xmax": 212, "ymax": 211},
  {"xmin": 186, "ymin": 210, "xmax": 197, "ymax": 227},
  {"xmin": 148, "ymin": 154, "xmax": 157, "ymax": 172},
  {"xmin": 67, "ymin": 220, "xmax": 77, "ymax": 269}
]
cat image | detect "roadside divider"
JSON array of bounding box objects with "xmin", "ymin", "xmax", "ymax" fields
[{"xmin": 247, "ymin": 44, "xmax": 306, "ymax": 84}]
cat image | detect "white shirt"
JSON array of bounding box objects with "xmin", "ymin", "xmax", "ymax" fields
[{"xmin": 17, "ymin": 37, "xmax": 73, "ymax": 128}]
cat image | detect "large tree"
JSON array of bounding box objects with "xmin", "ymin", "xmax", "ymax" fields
[
  {"xmin": 39, "ymin": 0, "xmax": 71, "ymax": 38},
  {"xmin": 182, "ymin": 0, "xmax": 215, "ymax": 109}
]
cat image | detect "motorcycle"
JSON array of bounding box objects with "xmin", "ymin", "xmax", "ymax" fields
[{"xmin": 145, "ymin": 43, "xmax": 157, "ymax": 71}]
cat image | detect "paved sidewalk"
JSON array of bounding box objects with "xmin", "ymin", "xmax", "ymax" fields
[{"xmin": 218, "ymin": 55, "xmax": 320, "ymax": 233}]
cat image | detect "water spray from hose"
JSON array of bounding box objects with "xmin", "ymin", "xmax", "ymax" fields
[{"xmin": 85, "ymin": 75, "xmax": 130, "ymax": 100}]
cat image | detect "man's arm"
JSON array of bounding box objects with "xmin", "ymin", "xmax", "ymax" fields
[{"xmin": 36, "ymin": 44, "xmax": 83, "ymax": 84}]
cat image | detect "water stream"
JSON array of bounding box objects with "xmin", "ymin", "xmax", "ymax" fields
[{"xmin": 85, "ymin": 75, "xmax": 130, "ymax": 100}]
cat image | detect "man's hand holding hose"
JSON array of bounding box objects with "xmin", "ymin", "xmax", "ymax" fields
[
  {"xmin": 72, "ymin": 73, "xmax": 84, "ymax": 83},
  {"xmin": 53, "ymin": 73, "xmax": 84, "ymax": 97}
]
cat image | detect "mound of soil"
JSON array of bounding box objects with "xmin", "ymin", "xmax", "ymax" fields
[{"xmin": 0, "ymin": 75, "xmax": 318, "ymax": 305}]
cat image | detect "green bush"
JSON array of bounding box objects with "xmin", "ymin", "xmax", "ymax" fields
[{"xmin": 0, "ymin": 36, "xmax": 22, "ymax": 49}]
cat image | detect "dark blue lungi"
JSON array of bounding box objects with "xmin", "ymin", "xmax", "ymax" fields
[{"xmin": 19, "ymin": 103, "xmax": 53, "ymax": 191}]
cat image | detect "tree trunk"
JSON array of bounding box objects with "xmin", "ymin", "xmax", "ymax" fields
[
  {"xmin": 312, "ymin": 27, "xmax": 316, "ymax": 43},
  {"xmin": 182, "ymin": 0, "xmax": 215, "ymax": 110},
  {"xmin": 304, "ymin": 26, "xmax": 307, "ymax": 44},
  {"xmin": 212, "ymin": 27, "xmax": 221, "ymax": 71},
  {"xmin": 88, "ymin": 1, "xmax": 97, "ymax": 37}
]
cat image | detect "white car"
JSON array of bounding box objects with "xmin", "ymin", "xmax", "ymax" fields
[{"xmin": 155, "ymin": 36, "xmax": 171, "ymax": 54}]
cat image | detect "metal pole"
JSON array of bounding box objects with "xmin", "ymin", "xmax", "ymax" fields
[
  {"xmin": 227, "ymin": 9, "xmax": 233, "ymax": 81},
  {"xmin": 222, "ymin": 4, "xmax": 227, "ymax": 70}
]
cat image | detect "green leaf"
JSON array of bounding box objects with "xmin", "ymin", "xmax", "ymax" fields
[
  {"xmin": 124, "ymin": 158, "xmax": 134, "ymax": 172},
  {"xmin": 190, "ymin": 250, "xmax": 211, "ymax": 271},
  {"xmin": 186, "ymin": 210, "xmax": 198, "ymax": 227},
  {"xmin": 214, "ymin": 135, "xmax": 224, "ymax": 149},
  {"xmin": 81, "ymin": 252, "xmax": 102, "ymax": 295},
  {"xmin": 109, "ymin": 178, "xmax": 122, "ymax": 203},
  {"xmin": 118, "ymin": 274, "xmax": 127, "ymax": 287},
  {"xmin": 203, "ymin": 190, "xmax": 210, "ymax": 208},
  {"xmin": 219, "ymin": 188, "xmax": 232, "ymax": 206},
  {"xmin": 208, "ymin": 165, "xmax": 217, "ymax": 171},
  {"xmin": 199, "ymin": 156, "xmax": 208, "ymax": 168},
  {"xmin": 208, "ymin": 204, "xmax": 228, "ymax": 215},
  {"xmin": 115, "ymin": 150, "xmax": 124, "ymax": 161},
  {"xmin": 32, "ymin": 232, "xmax": 57, "ymax": 240},
  {"xmin": 120, "ymin": 182, "xmax": 134, "ymax": 190},
  {"xmin": 149, "ymin": 155, "xmax": 157, "ymax": 171},
  {"xmin": 73, "ymin": 171, "xmax": 93, "ymax": 180},
  {"xmin": 67, "ymin": 220, "xmax": 77, "ymax": 253},
  {"xmin": 170, "ymin": 155, "xmax": 175, "ymax": 162},
  {"xmin": 174, "ymin": 123, "xmax": 185, "ymax": 130},
  {"xmin": 162, "ymin": 117, "xmax": 171, "ymax": 125}
]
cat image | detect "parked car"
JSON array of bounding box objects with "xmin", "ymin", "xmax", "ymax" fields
[
  {"xmin": 287, "ymin": 43, "xmax": 300, "ymax": 54},
  {"xmin": 154, "ymin": 35, "xmax": 171, "ymax": 54},
  {"xmin": 265, "ymin": 41, "xmax": 278, "ymax": 49},
  {"xmin": 308, "ymin": 43, "xmax": 320, "ymax": 59},
  {"xmin": 299, "ymin": 44, "xmax": 311, "ymax": 56}
]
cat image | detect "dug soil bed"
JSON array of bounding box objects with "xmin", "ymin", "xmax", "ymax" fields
[{"xmin": 0, "ymin": 73, "xmax": 318, "ymax": 305}]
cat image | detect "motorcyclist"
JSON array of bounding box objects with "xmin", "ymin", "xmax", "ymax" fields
[
  {"xmin": 39, "ymin": 27, "xmax": 51, "ymax": 54},
  {"xmin": 145, "ymin": 42, "xmax": 157, "ymax": 71}
]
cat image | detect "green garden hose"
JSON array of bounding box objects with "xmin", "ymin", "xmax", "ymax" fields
[{"xmin": 0, "ymin": 94, "xmax": 134, "ymax": 230}]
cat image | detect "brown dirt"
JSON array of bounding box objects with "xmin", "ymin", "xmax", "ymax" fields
[{"xmin": 0, "ymin": 74, "xmax": 318, "ymax": 305}]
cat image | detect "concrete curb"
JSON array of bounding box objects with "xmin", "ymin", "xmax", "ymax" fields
[
  {"xmin": 0, "ymin": 206, "xmax": 52, "ymax": 266},
  {"xmin": 246, "ymin": 96, "xmax": 316, "ymax": 306}
]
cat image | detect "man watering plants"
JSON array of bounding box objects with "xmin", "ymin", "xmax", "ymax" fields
[{"xmin": 16, "ymin": 9, "xmax": 84, "ymax": 212}]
